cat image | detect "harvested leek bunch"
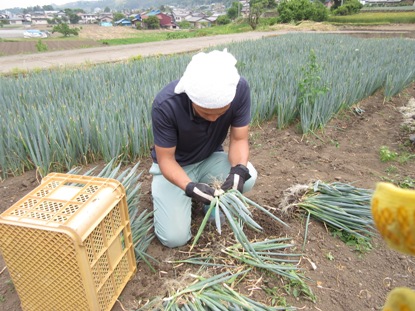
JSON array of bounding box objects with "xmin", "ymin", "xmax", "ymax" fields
[
  {"xmin": 192, "ymin": 189, "xmax": 288, "ymax": 260},
  {"xmin": 223, "ymin": 238, "xmax": 303, "ymax": 280},
  {"xmin": 223, "ymin": 239, "xmax": 315, "ymax": 302},
  {"xmin": 280, "ymin": 180, "xmax": 375, "ymax": 240},
  {"xmin": 140, "ymin": 269, "xmax": 295, "ymax": 311},
  {"xmin": 176, "ymin": 238, "xmax": 305, "ymax": 283},
  {"xmin": 68, "ymin": 159, "xmax": 156, "ymax": 267}
]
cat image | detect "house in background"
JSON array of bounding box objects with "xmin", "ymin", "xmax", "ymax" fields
[
  {"xmin": 44, "ymin": 10, "xmax": 65, "ymax": 19},
  {"xmin": 130, "ymin": 13, "xmax": 141, "ymax": 27},
  {"xmin": 114, "ymin": 18, "xmax": 132, "ymax": 26},
  {"xmin": 78, "ymin": 13, "xmax": 98, "ymax": 24},
  {"xmin": 141, "ymin": 10, "xmax": 176, "ymax": 29},
  {"xmin": 185, "ymin": 15, "xmax": 211, "ymax": 28},
  {"xmin": 31, "ymin": 16, "xmax": 48, "ymax": 25},
  {"xmin": 206, "ymin": 13, "xmax": 226, "ymax": 25},
  {"xmin": 157, "ymin": 12, "xmax": 176, "ymax": 29},
  {"xmin": 98, "ymin": 15, "xmax": 113, "ymax": 24},
  {"xmin": 7, "ymin": 17, "xmax": 25, "ymax": 25},
  {"xmin": 171, "ymin": 9, "xmax": 191, "ymax": 23}
]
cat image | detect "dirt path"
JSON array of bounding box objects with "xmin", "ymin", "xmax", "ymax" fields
[
  {"xmin": 0, "ymin": 24, "xmax": 414, "ymax": 74},
  {"xmin": 0, "ymin": 31, "xmax": 287, "ymax": 74}
]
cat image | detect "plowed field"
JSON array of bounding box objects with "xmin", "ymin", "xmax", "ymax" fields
[{"xmin": 0, "ymin": 39, "xmax": 102, "ymax": 56}]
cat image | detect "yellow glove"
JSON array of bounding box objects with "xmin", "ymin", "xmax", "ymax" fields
[
  {"xmin": 382, "ymin": 287, "xmax": 415, "ymax": 311},
  {"xmin": 371, "ymin": 182, "xmax": 415, "ymax": 256}
]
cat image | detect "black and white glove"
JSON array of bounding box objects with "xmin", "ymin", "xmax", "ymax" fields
[
  {"xmin": 221, "ymin": 164, "xmax": 251, "ymax": 193},
  {"xmin": 185, "ymin": 182, "xmax": 224, "ymax": 205}
]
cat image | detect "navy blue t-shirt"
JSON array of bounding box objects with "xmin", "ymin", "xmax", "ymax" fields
[{"xmin": 151, "ymin": 76, "xmax": 251, "ymax": 166}]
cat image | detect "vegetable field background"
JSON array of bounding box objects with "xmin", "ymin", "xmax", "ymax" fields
[{"xmin": 1, "ymin": 25, "xmax": 415, "ymax": 310}]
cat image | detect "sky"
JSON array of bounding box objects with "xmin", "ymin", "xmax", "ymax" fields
[{"xmin": 0, "ymin": 0, "xmax": 97, "ymax": 10}]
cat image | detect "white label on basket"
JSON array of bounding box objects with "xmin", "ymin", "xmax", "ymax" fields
[{"xmin": 48, "ymin": 186, "xmax": 81, "ymax": 201}]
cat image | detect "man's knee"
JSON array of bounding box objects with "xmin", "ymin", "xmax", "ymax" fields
[
  {"xmin": 243, "ymin": 162, "xmax": 257, "ymax": 193},
  {"xmin": 155, "ymin": 226, "xmax": 191, "ymax": 248}
]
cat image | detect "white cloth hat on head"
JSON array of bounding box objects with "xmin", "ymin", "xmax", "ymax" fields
[{"xmin": 174, "ymin": 49, "xmax": 240, "ymax": 109}]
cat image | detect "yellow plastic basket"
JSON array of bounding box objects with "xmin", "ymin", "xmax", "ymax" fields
[{"xmin": 0, "ymin": 173, "xmax": 137, "ymax": 311}]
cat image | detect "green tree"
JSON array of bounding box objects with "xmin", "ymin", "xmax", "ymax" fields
[
  {"xmin": 42, "ymin": 5, "xmax": 54, "ymax": 10},
  {"xmin": 248, "ymin": 0, "xmax": 266, "ymax": 30},
  {"xmin": 332, "ymin": 0, "xmax": 343, "ymax": 9},
  {"xmin": 104, "ymin": 6, "xmax": 111, "ymax": 12},
  {"xmin": 36, "ymin": 39, "xmax": 48, "ymax": 52},
  {"xmin": 227, "ymin": 1, "xmax": 243, "ymax": 19},
  {"xmin": 52, "ymin": 23, "xmax": 79, "ymax": 37},
  {"xmin": 265, "ymin": 0, "xmax": 277, "ymax": 9},
  {"xmin": 63, "ymin": 8, "xmax": 84, "ymax": 16},
  {"xmin": 216, "ymin": 15, "xmax": 231, "ymax": 25},
  {"xmin": 178, "ymin": 20, "xmax": 191, "ymax": 29},
  {"xmin": 113, "ymin": 12, "xmax": 126, "ymax": 22},
  {"xmin": 332, "ymin": 0, "xmax": 363, "ymax": 15},
  {"xmin": 144, "ymin": 16, "xmax": 160, "ymax": 29},
  {"xmin": 312, "ymin": 2, "xmax": 329, "ymax": 21},
  {"xmin": 277, "ymin": 0, "xmax": 328, "ymax": 23},
  {"xmin": 68, "ymin": 13, "xmax": 81, "ymax": 24}
]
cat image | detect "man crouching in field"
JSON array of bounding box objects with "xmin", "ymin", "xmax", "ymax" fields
[{"xmin": 149, "ymin": 49, "xmax": 257, "ymax": 248}]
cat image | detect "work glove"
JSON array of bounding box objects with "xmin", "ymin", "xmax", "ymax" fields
[
  {"xmin": 185, "ymin": 182, "xmax": 224, "ymax": 205},
  {"xmin": 221, "ymin": 164, "xmax": 251, "ymax": 193}
]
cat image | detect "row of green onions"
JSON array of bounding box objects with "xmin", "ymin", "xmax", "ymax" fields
[{"xmin": 1, "ymin": 34, "xmax": 415, "ymax": 178}]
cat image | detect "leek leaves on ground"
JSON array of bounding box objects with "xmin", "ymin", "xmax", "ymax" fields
[{"xmin": 141, "ymin": 269, "xmax": 296, "ymax": 311}]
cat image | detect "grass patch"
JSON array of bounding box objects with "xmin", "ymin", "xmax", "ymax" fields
[
  {"xmin": 99, "ymin": 32, "xmax": 169, "ymax": 45},
  {"xmin": 328, "ymin": 11, "xmax": 415, "ymax": 24},
  {"xmin": 379, "ymin": 146, "xmax": 415, "ymax": 164},
  {"xmin": 98, "ymin": 22, "xmax": 253, "ymax": 46},
  {"xmin": 381, "ymin": 175, "xmax": 415, "ymax": 189},
  {"xmin": 379, "ymin": 146, "xmax": 398, "ymax": 162},
  {"xmin": 330, "ymin": 228, "xmax": 373, "ymax": 255}
]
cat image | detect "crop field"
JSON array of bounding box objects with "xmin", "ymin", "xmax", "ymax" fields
[
  {"xmin": 1, "ymin": 33, "xmax": 414, "ymax": 178},
  {"xmin": 0, "ymin": 31, "xmax": 415, "ymax": 311}
]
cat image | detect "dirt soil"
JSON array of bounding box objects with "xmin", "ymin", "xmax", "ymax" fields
[
  {"xmin": 0, "ymin": 40, "xmax": 102, "ymax": 56},
  {"xmin": 1, "ymin": 25, "xmax": 415, "ymax": 311}
]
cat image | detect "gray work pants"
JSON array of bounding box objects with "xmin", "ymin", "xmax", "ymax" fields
[{"xmin": 149, "ymin": 152, "xmax": 257, "ymax": 248}]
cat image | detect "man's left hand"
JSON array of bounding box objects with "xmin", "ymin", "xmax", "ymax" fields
[{"xmin": 221, "ymin": 164, "xmax": 251, "ymax": 193}]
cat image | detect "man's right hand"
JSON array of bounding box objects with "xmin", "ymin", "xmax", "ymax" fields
[{"xmin": 185, "ymin": 182, "xmax": 224, "ymax": 204}]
